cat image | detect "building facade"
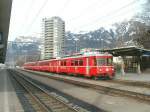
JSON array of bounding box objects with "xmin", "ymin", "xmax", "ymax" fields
[{"xmin": 42, "ymin": 17, "xmax": 65, "ymax": 59}]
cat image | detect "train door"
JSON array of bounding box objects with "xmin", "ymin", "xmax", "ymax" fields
[
  {"xmin": 77, "ymin": 59, "xmax": 84, "ymax": 75},
  {"xmin": 56, "ymin": 60, "xmax": 58, "ymax": 73},
  {"xmin": 57, "ymin": 60, "xmax": 60, "ymax": 73},
  {"xmin": 85, "ymin": 57, "xmax": 90, "ymax": 77},
  {"xmin": 49, "ymin": 61, "xmax": 52, "ymax": 72},
  {"xmin": 70, "ymin": 59, "xmax": 75, "ymax": 74},
  {"xmin": 89, "ymin": 57, "xmax": 97, "ymax": 76}
]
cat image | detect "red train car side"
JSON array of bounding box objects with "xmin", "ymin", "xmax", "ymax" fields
[{"xmin": 23, "ymin": 52, "xmax": 115, "ymax": 79}]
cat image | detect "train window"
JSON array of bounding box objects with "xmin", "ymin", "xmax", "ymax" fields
[
  {"xmin": 79, "ymin": 60, "xmax": 83, "ymax": 66},
  {"xmin": 97, "ymin": 58, "xmax": 112, "ymax": 66},
  {"xmin": 64, "ymin": 61, "xmax": 66, "ymax": 66},
  {"xmin": 45, "ymin": 62, "xmax": 49, "ymax": 65},
  {"xmin": 71, "ymin": 60, "xmax": 74, "ymax": 66},
  {"xmin": 59, "ymin": 61, "xmax": 60, "ymax": 65},
  {"xmin": 61, "ymin": 61, "xmax": 63, "ymax": 66},
  {"xmin": 96, "ymin": 58, "xmax": 107, "ymax": 66},
  {"xmin": 94, "ymin": 58, "xmax": 97, "ymax": 66},
  {"xmin": 107, "ymin": 58, "xmax": 113, "ymax": 65},
  {"xmin": 75, "ymin": 60, "xmax": 78, "ymax": 66}
]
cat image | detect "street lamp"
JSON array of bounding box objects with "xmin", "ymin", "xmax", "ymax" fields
[
  {"xmin": 74, "ymin": 38, "xmax": 79, "ymax": 53},
  {"xmin": 101, "ymin": 38, "xmax": 104, "ymax": 49},
  {"xmin": 97, "ymin": 38, "xmax": 99, "ymax": 48},
  {"xmin": 23, "ymin": 50, "xmax": 27, "ymax": 63}
]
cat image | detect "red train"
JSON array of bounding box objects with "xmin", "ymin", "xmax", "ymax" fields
[{"xmin": 23, "ymin": 52, "xmax": 115, "ymax": 79}]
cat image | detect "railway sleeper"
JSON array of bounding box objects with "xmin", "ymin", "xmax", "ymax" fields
[
  {"xmin": 51, "ymin": 105, "xmax": 67, "ymax": 109},
  {"xmin": 52, "ymin": 108, "xmax": 71, "ymax": 112}
]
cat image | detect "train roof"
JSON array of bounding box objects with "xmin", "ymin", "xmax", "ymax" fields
[
  {"xmin": 24, "ymin": 52, "xmax": 112, "ymax": 64},
  {"xmin": 40, "ymin": 52, "xmax": 112, "ymax": 61},
  {"xmin": 60, "ymin": 52, "xmax": 112, "ymax": 60}
]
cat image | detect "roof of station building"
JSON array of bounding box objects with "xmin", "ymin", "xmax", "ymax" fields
[
  {"xmin": 98, "ymin": 46, "xmax": 150, "ymax": 56},
  {"xmin": 0, "ymin": 0, "xmax": 12, "ymax": 63}
]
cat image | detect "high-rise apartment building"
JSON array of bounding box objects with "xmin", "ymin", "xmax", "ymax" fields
[{"xmin": 42, "ymin": 17, "xmax": 65, "ymax": 59}]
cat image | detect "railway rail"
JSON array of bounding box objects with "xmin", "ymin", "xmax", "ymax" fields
[
  {"xmin": 106, "ymin": 79, "xmax": 150, "ymax": 89},
  {"xmin": 19, "ymin": 69, "xmax": 150, "ymax": 104},
  {"xmin": 8, "ymin": 71, "xmax": 37, "ymax": 112},
  {"xmin": 8, "ymin": 70, "xmax": 83, "ymax": 112}
]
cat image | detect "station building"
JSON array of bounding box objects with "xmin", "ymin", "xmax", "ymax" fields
[
  {"xmin": 99, "ymin": 47, "xmax": 150, "ymax": 75},
  {"xmin": 0, "ymin": 0, "xmax": 12, "ymax": 63}
]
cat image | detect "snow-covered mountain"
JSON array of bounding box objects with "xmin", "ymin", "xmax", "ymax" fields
[
  {"xmin": 6, "ymin": 36, "xmax": 42, "ymax": 66},
  {"xmin": 14, "ymin": 36, "xmax": 43, "ymax": 44},
  {"xmin": 65, "ymin": 28, "xmax": 117, "ymax": 54}
]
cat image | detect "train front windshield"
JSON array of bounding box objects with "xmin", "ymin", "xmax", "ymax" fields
[{"xmin": 96, "ymin": 58, "xmax": 113, "ymax": 66}]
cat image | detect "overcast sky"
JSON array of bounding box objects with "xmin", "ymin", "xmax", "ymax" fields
[{"xmin": 8, "ymin": 0, "xmax": 141, "ymax": 41}]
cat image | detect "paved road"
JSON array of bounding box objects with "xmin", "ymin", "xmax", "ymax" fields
[{"xmin": 0, "ymin": 69, "xmax": 23, "ymax": 112}]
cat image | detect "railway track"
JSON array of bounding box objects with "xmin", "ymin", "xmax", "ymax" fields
[
  {"xmin": 106, "ymin": 79, "xmax": 150, "ymax": 89},
  {"xmin": 8, "ymin": 71, "xmax": 37, "ymax": 112},
  {"xmin": 8, "ymin": 70, "xmax": 84, "ymax": 112},
  {"xmin": 18, "ymin": 69, "xmax": 150, "ymax": 104}
]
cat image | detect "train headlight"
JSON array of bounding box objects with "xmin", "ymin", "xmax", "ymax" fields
[
  {"xmin": 99, "ymin": 69, "xmax": 102, "ymax": 71},
  {"xmin": 112, "ymin": 68, "xmax": 114, "ymax": 71},
  {"xmin": 106, "ymin": 68, "xmax": 109, "ymax": 71}
]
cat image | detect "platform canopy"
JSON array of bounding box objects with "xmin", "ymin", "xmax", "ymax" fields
[
  {"xmin": 99, "ymin": 47, "xmax": 150, "ymax": 56},
  {"xmin": 0, "ymin": 0, "xmax": 12, "ymax": 63}
]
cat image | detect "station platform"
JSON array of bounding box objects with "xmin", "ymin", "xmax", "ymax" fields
[
  {"xmin": 115, "ymin": 73, "xmax": 150, "ymax": 82},
  {"xmin": 0, "ymin": 69, "xmax": 24, "ymax": 112}
]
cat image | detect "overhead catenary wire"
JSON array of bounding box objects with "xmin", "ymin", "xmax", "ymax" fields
[
  {"xmin": 9, "ymin": 0, "xmax": 35, "ymax": 40},
  {"xmin": 20, "ymin": 0, "xmax": 36, "ymax": 36},
  {"xmin": 57, "ymin": 0, "xmax": 71, "ymax": 17},
  {"xmin": 72, "ymin": 0, "xmax": 137, "ymax": 32},
  {"xmin": 23, "ymin": 0, "xmax": 71, "ymax": 36},
  {"xmin": 67, "ymin": 0, "xmax": 113, "ymax": 22},
  {"xmin": 17, "ymin": 0, "xmax": 137, "ymax": 37},
  {"xmin": 24, "ymin": 0, "xmax": 49, "ymax": 34}
]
